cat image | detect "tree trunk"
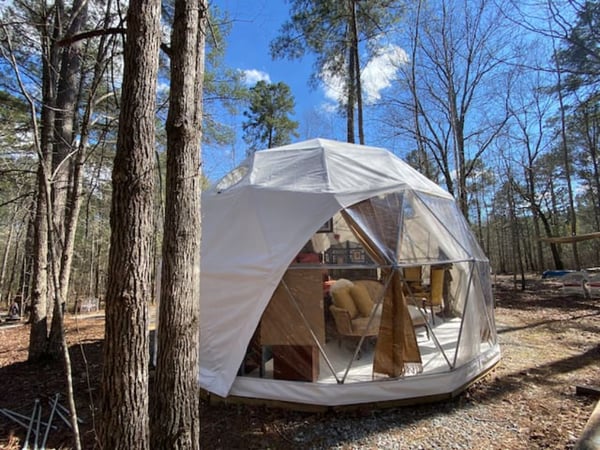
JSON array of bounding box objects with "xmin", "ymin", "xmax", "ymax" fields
[
  {"xmin": 18, "ymin": 206, "xmax": 34, "ymax": 311},
  {"xmin": 150, "ymin": 0, "xmax": 206, "ymax": 448},
  {"xmin": 54, "ymin": 0, "xmax": 87, "ymax": 299},
  {"xmin": 98, "ymin": 0, "xmax": 161, "ymax": 447},
  {"xmin": 532, "ymin": 212, "xmax": 544, "ymax": 272},
  {"xmin": 346, "ymin": 41, "xmax": 355, "ymax": 144},
  {"xmin": 554, "ymin": 52, "xmax": 581, "ymax": 269},
  {"xmin": 580, "ymin": 103, "xmax": 600, "ymax": 252},
  {"xmin": 52, "ymin": 0, "xmax": 84, "ymax": 253},
  {"xmin": 58, "ymin": 148, "xmax": 84, "ymax": 306},
  {"xmin": 494, "ymin": 219, "xmax": 506, "ymax": 273},
  {"xmin": 28, "ymin": 166, "xmax": 50, "ymax": 361},
  {"xmin": 475, "ymin": 191, "xmax": 484, "ymax": 251},
  {"xmin": 407, "ymin": 0, "xmax": 442, "ymax": 185},
  {"xmin": 507, "ymin": 177, "xmax": 525, "ymax": 288},
  {"xmin": 46, "ymin": 0, "xmax": 88, "ymax": 357},
  {"xmin": 0, "ymin": 204, "xmax": 16, "ymax": 306},
  {"xmin": 453, "ymin": 110, "xmax": 468, "ymax": 219},
  {"xmin": 349, "ymin": 0, "xmax": 364, "ymax": 145},
  {"xmin": 28, "ymin": 7, "xmax": 61, "ymax": 360},
  {"xmin": 5, "ymin": 225, "xmax": 22, "ymax": 307},
  {"xmin": 42, "ymin": 169, "xmax": 83, "ymax": 450}
]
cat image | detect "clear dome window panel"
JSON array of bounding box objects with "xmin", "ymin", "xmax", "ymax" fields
[
  {"xmin": 402, "ymin": 288, "xmax": 456, "ymax": 373},
  {"xmin": 308, "ymin": 214, "xmax": 379, "ymax": 271},
  {"xmin": 327, "ymin": 275, "xmax": 390, "ymax": 384},
  {"xmin": 327, "ymin": 332, "xmax": 381, "ymax": 384},
  {"xmin": 307, "ymin": 213, "xmax": 363, "ymax": 255},
  {"xmin": 454, "ymin": 298, "xmax": 478, "ymax": 366},
  {"xmin": 409, "ymin": 263, "xmax": 468, "ymax": 371},
  {"xmin": 474, "ymin": 261, "xmax": 498, "ymax": 346},
  {"xmin": 399, "ymin": 215, "xmax": 444, "ymax": 263},
  {"xmin": 398, "ymin": 194, "xmax": 438, "ymax": 262},
  {"xmin": 475, "ymin": 262, "xmax": 496, "ymax": 312},
  {"xmin": 452, "ymin": 261, "xmax": 494, "ymax": 368},
  {"xmin": 399, "ymin": 196, "xmax": 470, "ymax": 263},
  {"xmin": 470, "ymin": 277, "xmax": 492, "ymax": 343},
  {"xmin": 414, "ymin": 193, "xmax": 487, "ymax": 261},
  {"xmin": 345, "ymin": 210, "xmax": 395, "ymax": 265},
  {"xmin": 448, "ymin": 264, "xmax": 469, "ymax": 318},
  {"xmin": 213, "ymin": 163, "xmax": 249, "ymax": 192},
  {"xmin": 343, "ymin": 194, "xmax": 405, "ymax": 264}
]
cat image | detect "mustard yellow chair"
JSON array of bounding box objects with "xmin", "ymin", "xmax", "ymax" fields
[
  {"xmin": 403, "ymin": 266, "xmax": 427, "ymax": 295},
  {"xmin": 422, "ymin": 267, "xmax": 445, "ymax": 324}
]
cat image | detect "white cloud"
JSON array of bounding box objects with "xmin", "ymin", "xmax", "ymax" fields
[
  {"xmin": 157, "ymin": 80, "xmax": 170, "ymax": 95},
  {"xmin": 362, "ymin": 44, "xmax": 408, "ymax": 103},
  {"xmin": 319, "ymin": 44, "xmax": 408, "ymax": 106},
  {"xmin": 320, "ymin": 67, "xmax": 345, "ymax": 106},
  {"xmin": 240, "ymin": 69, "xmax": 271, "ymax": 86}
]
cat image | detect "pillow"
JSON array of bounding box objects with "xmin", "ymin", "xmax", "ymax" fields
[
  {"xmin": 350, "ymin": 284, "xmax": 375, "ymax": 317},
  {"xmin": 331, "ymin": 288, "xmax": 359, "ymax": 319},
  {"xmin": 295, "ymin": 252, "xmax": 320, "ymax": 263},
  {"xmin": 330, "ymin": 278, "xmax": 354, "ymax": 293}
]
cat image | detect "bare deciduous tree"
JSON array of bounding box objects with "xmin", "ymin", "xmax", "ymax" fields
[{"xmin": 382, "ymin": 0, "xmax": 512, "ymax": 221}]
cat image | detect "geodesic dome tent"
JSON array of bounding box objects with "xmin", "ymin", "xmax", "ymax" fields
[{"xmin": 199, "ymin": 138, "xmax": 500, "ymax": 407}]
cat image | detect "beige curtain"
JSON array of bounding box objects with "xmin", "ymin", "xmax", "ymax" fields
[
  {"xmin": 342, "ymin": 201, "xmax": 422, "ymax": 377},
  {"xmin": 373, "ymin": 270, "xmax": 422, "ymax": 377}
]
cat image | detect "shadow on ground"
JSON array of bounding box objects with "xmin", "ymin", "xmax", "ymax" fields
[{"xmin": 0, "ymin": 339, "xmax": 102, "ymax": 449}]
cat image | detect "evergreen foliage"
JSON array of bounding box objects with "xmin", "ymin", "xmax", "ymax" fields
[{"xmin": 242, "ymin": 80, "xmax": 299, "ymax": 152}]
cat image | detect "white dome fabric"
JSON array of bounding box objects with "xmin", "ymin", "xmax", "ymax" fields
[
  {"xmin": 199, "ymin": 139, "xmax": 499, "ymax": 405},
  {"xmin": 213, "ymin": 139, "xmax": 452, "ymax": 200}
]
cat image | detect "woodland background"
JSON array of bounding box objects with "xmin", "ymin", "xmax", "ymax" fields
[
  {"xmin": 0, "ymin": 0, "xmax": 599, "ymax": 448},
  {"xmin": 1, "ymin": 0, "xmax": 599, "ymax": 312}
]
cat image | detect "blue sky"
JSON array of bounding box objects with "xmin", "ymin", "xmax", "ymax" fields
[
  {"xmin": 204, "ymin": 0, "xmax": 407, "ymax": 181},
  {"xmin": 212, "ymin": 1, "xmax": 316, "ymax": 94},
  {"xmin": 204, "ymin": 0, "xmax": 321, "ymax": 180}
]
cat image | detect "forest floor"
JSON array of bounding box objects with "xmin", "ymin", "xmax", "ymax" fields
[{"xmin": 0, "ymin": 274, "xmax": 599, "ymax": 449}]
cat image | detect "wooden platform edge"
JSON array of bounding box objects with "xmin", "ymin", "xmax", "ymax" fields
[
  {"xmin": 576, "ymin": 385, "xmax": 600, "ymax": 398},
  {"xmin": 199, "ymin": 359, "xmax": 501, "ymax": 413},
  {"xmin": 574, "ymin": 399, "xmax": 600, "ymax": 450}
]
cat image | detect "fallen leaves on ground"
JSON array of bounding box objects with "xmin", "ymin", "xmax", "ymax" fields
[{"xmin": 0, "ymin": 275, "xmax": 598, "ymax": 449}]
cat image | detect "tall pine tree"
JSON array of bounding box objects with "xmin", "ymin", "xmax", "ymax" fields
[{"xmin": 242, "ymin": 80, "xmax": 299, "ymax": 152}]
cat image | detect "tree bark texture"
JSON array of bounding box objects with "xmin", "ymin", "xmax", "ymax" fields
[
  {"xmin": 51, "ymin": 0, "xmax": 86, "ymax": 253},
  {"xmin": 346, "ymin": 30, "xmax": 355, "ymax": 144},
  {"xmin": 4, "ymin": 219, "xmax": 22, "ymax": 307},
  {"xmin": 28, "ymin": 166, "xmax": 49, "ymax": 361},
  {"xmin": 150, "ymin": 0, "xmax": 206, "ymax": 448},
  {"xmin": 28, "ymin": 10, "xmax": 61, "ymax": 360},
  {"xmin": 99, "ymin": 0, "xmax": 161, "ymax": 447},
  {"xmin": 0, "ymin": 204, "xmax": 17, "ymax": 306},
  {"xmin": 553, "ymin": 48, "xmax": 580, "ymax": 269},
  {"xmin": 19, "ymin": 204, "xmax": 35, "ymax": 313},
  {"xmin": 349, "ymin": 0, "xmax": 364, "ymax": 145},
  {"xmin": 53, "ymin": 0, "xmax": 87, "ymax": 306}
]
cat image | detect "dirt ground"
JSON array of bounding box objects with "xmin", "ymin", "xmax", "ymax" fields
[{"xmin": 0, "ymin": 275, "xmax": 598, "ymax": 449}]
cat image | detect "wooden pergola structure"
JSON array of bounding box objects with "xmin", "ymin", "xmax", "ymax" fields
[{"xmin": 540, "ymin": 232, "xmax": 600, "ymax": 244}]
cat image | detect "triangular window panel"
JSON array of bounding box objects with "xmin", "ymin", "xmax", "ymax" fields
[{"xmin": 415, "ymin": 193, "xmax": 488, "ymax": 261}]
